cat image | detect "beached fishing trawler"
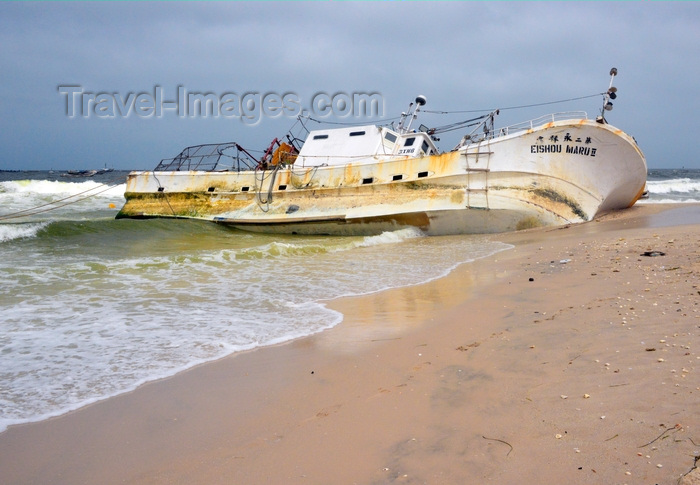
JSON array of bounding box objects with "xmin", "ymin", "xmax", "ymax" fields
[{"xmin": 116, "ymin": 69, "xmax": 647, "ymax": 235}]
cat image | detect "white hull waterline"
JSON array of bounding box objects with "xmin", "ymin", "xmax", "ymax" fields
[{"xmin": 117, "ymin": 75, "xmax": 647, "ymax": 235}]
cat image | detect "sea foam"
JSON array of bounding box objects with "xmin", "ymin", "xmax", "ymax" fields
[{"xmin": 0, "ymin": 222, "xmax": 48, "ymax": 243}]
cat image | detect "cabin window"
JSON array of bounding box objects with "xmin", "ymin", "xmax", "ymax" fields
[
  {"xmin": 207, "ymin": 187, "xmax": 216, "ymax": 192},
  {"xmin": 278, "ymin": 184, "xmax": 287, "ymax": 191},
  {"xmin": 384, "ymin": 132, "xmax": 397, "ymax": 143},
  {"xmin": 361, "ymin": 177, "xmax": 374, "ymax": 185},
  {"xmin": 392, "ymin": 174, "xmax": 403, "ymax": 181},
  {"xmin": 422, "ymin": 141, "xmax": 430, "ymax": 154},
  {"xmin": 349, "ymin": 131, "xmax": 366, "ymax": 137},
  {"xmin": 404, "ymin": 137, "xmax": 416, "ymax": 147},
  {"xmin": 417, "ymin": 171, "xmax": 429, "ymax": 178},
  {"xmin": 313, "ymin": 134, "xmax": 329, "ymax": 140},
  {"xmin": 241, "ymin": 186, "xmax": 250, "ymax": 192}
]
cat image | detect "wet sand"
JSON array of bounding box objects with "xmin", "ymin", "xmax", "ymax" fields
[{"xmin": 1, "ymin": 203, "xmax": 699, "ymax": 485}]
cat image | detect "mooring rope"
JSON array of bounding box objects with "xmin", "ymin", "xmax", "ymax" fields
[
  {"xmin": 423, "ymin": 92, "xmax": 604, "ymax": 115},
  {"xmin": 0, "ymin": 174, "xmax": 125, "ymax": 221}
]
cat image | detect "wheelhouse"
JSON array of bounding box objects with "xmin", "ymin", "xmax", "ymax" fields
[{"xmin": 295, "ymin": 124, "xmax": 438, "ymax": 167}]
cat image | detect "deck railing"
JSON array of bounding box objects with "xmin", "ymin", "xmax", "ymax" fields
[
  {"xmin": 496, "ymin": 111, "xmax": 589, "ymax": 137},
  {"xmin": 456, "ymin": 111, "xmax": 589, "ymax": 149}
]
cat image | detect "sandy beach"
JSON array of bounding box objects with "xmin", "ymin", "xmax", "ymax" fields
[{"xmin": 1, "ymin": 203, "xmax": 698, "ymax": 485}]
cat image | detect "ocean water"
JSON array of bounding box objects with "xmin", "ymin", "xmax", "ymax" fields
[
  {"xmin": 641, "ymin": 168, "xmax": 700, "ymax": 204},
  {"xmin": 0, "ymin": 170, "xmax": 516, "ymax": 433},
  {"xmin": 0, "ymin": 168, "xmax": 697, "ymax": 433}
]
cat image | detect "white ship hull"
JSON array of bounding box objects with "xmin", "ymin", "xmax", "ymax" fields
[{"xmin": 117, "ymin": 117, "xmax": 647, "ymax": 236}]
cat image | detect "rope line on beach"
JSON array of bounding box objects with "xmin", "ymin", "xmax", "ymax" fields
[
  {"xmin": 482, "ymin": 435, "xmax": 513, "ymax": 456},
  {"xmin": 638, "ymin": 425, "xmax": 681, "ymax": 448},
  {"xmin": 679, "ymin": 455, "xmax": 700, "ymax": 483}
]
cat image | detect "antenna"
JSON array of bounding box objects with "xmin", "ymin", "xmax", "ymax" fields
[
  {"xmin": 598, "ymin": 67, "xmax": 618, "ymax": 123},
  {"xmin": 403, "ymin": 95, "xmax": 427, "ymax": 133},
  {"xmin": 397, "ymin": 103, "xmax": 412, "ymax": 133}
]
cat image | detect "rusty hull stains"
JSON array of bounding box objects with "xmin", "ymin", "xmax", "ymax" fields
[
  {"xmin": 351, "ymin": 211, "xmax": 431, "ymax": 230},
  {"xmin": 531, "ymin": 187, "xmax": 587, "ymax": 220},
  {"xmin": 117, "ymin": 192, "xmax": 214, "ymax": 219},
  {"xmin": 118, "ymin": 180, "xmax": 467, "ymax": 223},
  {"xmin": 515, "ymin": 216, "xmax": 543, "ymax": 231}
]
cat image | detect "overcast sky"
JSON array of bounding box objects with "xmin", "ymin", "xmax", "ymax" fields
[{"xmin": 1, "ymin": 2, "xmax": 698, "ymax": 171}]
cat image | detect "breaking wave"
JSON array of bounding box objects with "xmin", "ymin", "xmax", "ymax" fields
[{"xmin": 0, "ymin": 223, "xmax": 48, "ymax": 243}]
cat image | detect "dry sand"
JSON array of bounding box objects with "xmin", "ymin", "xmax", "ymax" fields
[{"xmin": 1, "ymin": 203, "xmax": 699, "ymax": 485}]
